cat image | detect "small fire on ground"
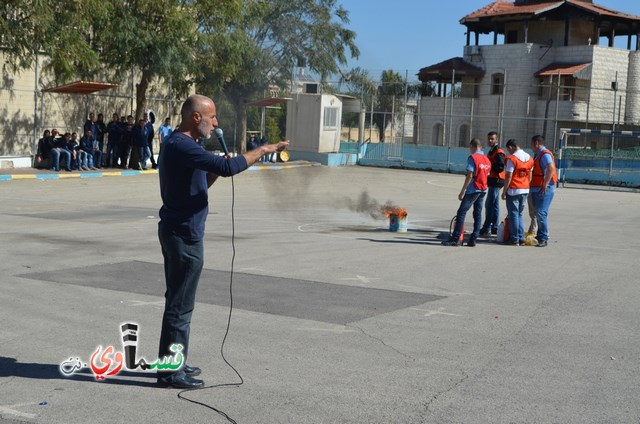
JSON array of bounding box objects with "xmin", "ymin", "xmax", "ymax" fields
[{"xmin": 383, "ymin": 207, "xmax": 407, "ymax": 218}]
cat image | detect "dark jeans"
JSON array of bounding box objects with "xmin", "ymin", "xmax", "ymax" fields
[
  {"xmin": 481, "ymin": 186, "xmax": 501, "ymax": 232},
  {"xmin": 149, "ymin": 142, "xmax": 157, "ymax": 166},
  {"xmin": 93, "ymin": 150, "xmax": 103, "ymax": 168},
  {"xmin": 119, "ymin": 144, "xmax": 131, "ymax": 168},
  {"xmin": 158, "ymin": 223, "xmax": 204, "ymax": 372},
  {"xmin": 106, "ymin": 142, "xmax": 119, "ymax": 167},
  {"xmin": 451, "ymin": 191, "xmax": 486, "ymax": 241}
]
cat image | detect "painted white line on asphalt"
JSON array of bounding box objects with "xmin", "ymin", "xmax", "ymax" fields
[
  {"xmin": 123, "ymin": 300, "xmax": 165, "ymax": 308},
  {"xmin": 410, "ymin": 307, "xmax": 461, "ymax": 317},
  {"xmin": 297, "ymin": 327, "xmax": 357, "ymax": 334},
  {"xmin": 340, "ymin": 275, "xmax": 379, "ymax": 285},
  {"xmin": 0, "ymin": 402, "xmax": 38, "ymax": 419},
  {"xmin": 426, "ymin": 180, "xmax": 455, "ymax": 188}
]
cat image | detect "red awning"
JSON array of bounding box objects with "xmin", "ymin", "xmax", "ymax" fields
[
  {"xmin": 536, "ymin": 62, "xmax": 591, "ymax": 77},
  {"xmin": 42, "ymin": 81, "xmax": 118, "ymax": 94},
  {"xmin": 246, "ymin": 97, "xmax": 292, "ymax": 107},
  {"xmin": 418, "ymin": 57, "xmax": 485, "ymax": 82}
]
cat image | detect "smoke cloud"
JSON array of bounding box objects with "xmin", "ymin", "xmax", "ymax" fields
[{"xmin": 339, "ymin": 190, "xmax": 402, "ymax": 220}]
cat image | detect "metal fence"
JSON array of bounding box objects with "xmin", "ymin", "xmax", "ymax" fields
[{"xmin": 345, "ymin": 76, "xmax": 640, "ymax": 186}]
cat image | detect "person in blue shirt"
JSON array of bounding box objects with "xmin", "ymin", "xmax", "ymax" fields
[
  {"xmin": 157, "ymin": 117, "xmax": 172, "ymax": 168},
  {"xmin": 156, "ymin": 94, "xmax": 288, "ymax": 389},
  {"xmin": 143, "ymin": 112, "xmax": 157, "ymax": 169},
  {"xmin": 79, "ymin": 129, "xmax": 96, "ymax": 169},
  {"xmin": 106, "ymin": 113, "xmax": 121, "ymax": 167},
  {"xmin": 158, "ymin": 117, "xmax": 173, "ymax": 145},
  {"xmin": 133, "ymin": 118, "xmax": 151, "ymax": 170},
  {"xmin": 247, "ymin": 133, "xmax": 258, "ymax": 151}
]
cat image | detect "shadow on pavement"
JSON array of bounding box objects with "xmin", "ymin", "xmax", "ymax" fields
[{"xmin": 0, "ymin": 356, "xmax": 159, "ymax": 388}]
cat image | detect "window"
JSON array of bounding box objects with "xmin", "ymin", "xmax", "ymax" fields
[
  {"xmin": 323, "ymin": 107, "xmax": 339, "ymax": 129},
  {"xmin": 506, "ymin": 30, "xmax": 518, "ymax": 44},
  {"xmin": 432, "ymin": 123, "xmax": 444, "ymax": 146},
  {"xmin": 458, "ymin": 124, "xmax": 470, "ymax": 147},
  {"xmin": 538, "ymin": 76, "xmax": 576, "ymax": 101},
  {"xmin": 491, "ymin": 73, "xmax": 504, "ymax": 95},
  {"xmin": 560, "ymin": 76, "xmax": 576, "ymax": 101}
]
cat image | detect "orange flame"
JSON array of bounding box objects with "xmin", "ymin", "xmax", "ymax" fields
[{"xmin": 384, "ymin": 207, "xmax": 407, "ymax": 218}]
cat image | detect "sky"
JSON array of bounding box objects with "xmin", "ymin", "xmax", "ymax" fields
[{"xmin": 338, "ymin": 0, "xmax": 640, "ymax": 81}]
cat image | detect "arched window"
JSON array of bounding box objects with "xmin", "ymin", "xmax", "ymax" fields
[
  {"xmin": 491, "ymin": 73, "xmax": 504, "ymax": 95},
  {"xmin": 458, "ymin": 124, "xmax": 470, "ymax": 147},
  {"xmin": 432, "ymin": 123, "xmax": 444, "ymax": 146}
]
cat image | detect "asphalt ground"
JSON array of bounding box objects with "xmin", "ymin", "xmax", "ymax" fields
[{"xmin": 1, "ymin": 165, "xmax": 639, "ymax": 424}]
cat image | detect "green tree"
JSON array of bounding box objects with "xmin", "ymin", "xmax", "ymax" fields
[
  {"xmin": 339, "ymin": 67, "xmax": 375, "ymax": 140},
  {"xmin": 343, "ymin": 68, "xmax": 421, "ymax": 142},
  {"xmin": 199, "ymin": 0, "xmax": 359, "ymax": 153},
  {"xmin": 94, "ymin": 0, "xmax": 241, "ymax": 120},
  {"xmin": 373, "ymin": 70, "xmax": 406, "ymax": 142},
  {"xmin": 0, "ymin": 0, "xmax": 105, "ymax": 78}
]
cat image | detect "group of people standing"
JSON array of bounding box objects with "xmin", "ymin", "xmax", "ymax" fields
[
  {"xmin": 443, "ymin": 131, "xmax": 557, "ymax": 248},
  {"xmin": 36, "ymin": 112, "xmax": 174, "ymax": 171}
]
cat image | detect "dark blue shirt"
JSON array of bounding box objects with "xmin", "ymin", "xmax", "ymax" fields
[
  {"xmin": 107, "ymin": 121, "xmax": 121, "ymax": 144},
  {"xmin": 132, "ymin": 125, "xmax": 149, "ymax": 148},
  {"xmin": 159, "ymin": 131, "xmax": 249, "ymax": 241}
]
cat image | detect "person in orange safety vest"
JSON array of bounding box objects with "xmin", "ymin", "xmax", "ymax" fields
[
  {"xmin": 529, "ymin": 135, "xmax": 557, "ymax": 247},
  {"xmin": 501, "ymin": 139, "xmax": 533, "ymax": 246}
]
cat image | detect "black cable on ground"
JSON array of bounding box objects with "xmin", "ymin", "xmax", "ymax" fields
[{"xmin": 177, "ymin": 175, "xmax": 244, "ymax": 423}]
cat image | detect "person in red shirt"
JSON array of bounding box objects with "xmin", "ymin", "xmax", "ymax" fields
[{"xmin": 442, "ymin": 138, "xmax": 492, "ymax": 247}]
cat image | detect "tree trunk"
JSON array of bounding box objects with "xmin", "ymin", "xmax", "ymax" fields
[
  {"xmin": 135, "ymin": 69, "xmax": 153, "ymax": 120},
  {"xmin": 129, "ymin": 69, "xmax": 153, "ymax": 168},
  {"xmin": 232, "ymin": 99, "xmax": 248, "ymax": 154}
]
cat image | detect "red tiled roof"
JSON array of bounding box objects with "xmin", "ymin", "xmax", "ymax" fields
[
  {"xmin": 461, "ymin": 0, "xmax": 640, "ymax": 23},
  {"xmin": 418, "ymin": 57, "xmax": 485, "ymax": 82},
  {"xmin": 536, "ymin": 62, "xmax": 591, "ymax": 76}
]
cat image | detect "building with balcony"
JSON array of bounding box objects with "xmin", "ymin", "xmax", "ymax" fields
[{"xmin": 417, "ymin": 0, "xmax": 640, "ymax": 149}]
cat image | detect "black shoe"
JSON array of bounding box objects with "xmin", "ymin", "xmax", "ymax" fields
[
  {"xmin": 537, "ymin": 240, "xmax": 548, "ymax": 247},
  {"xmin": 157, "ymin": 372, "xmax": 204, "ymax": 389},
  {"xmin": 467, "ymin": 238, "xmax": 476, "ymax": 247},
  {"xmin": 491, "ymin": 228, "xmax": 497, "ymax": 235},
  {"xmin": 478, "ymin": 230, "xmax": 490, "ymax": 238},
  {"xmin": 505, "ymin": 239, "xmax": 519, "ymax": 246},
  {"xmin": 183, "ymin": 365, "xmax": 201, "ymax": 377},
  {"xmin": 518, "ymin": 240, "xmax": 526, "ymax": 246},
  {"xmin": 442, "ymin": 239, "xmax": 462, "ymax": 246}
]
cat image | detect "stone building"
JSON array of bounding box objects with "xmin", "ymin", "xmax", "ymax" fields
[{"xmin": 417, "ymin": 0, "xmax": 640, "ymax": 149}]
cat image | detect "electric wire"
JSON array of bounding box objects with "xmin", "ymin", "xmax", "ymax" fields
[{"xmin": 177, "ymin": 174, "xmax": 243, "ymax": 424}]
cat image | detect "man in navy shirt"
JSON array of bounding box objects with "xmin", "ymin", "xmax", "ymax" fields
[{"xmin": 157, "ymin": 94, "xmax": 288, "ymax": 389}]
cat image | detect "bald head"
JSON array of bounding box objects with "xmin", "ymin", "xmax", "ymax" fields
[
  {"xmin": 181, "ymin": 95, "xmax": 213, "ymax": 120},
  {"xmin": 179, "ymin": 94, "xmax": 218, "ymax": 140}
]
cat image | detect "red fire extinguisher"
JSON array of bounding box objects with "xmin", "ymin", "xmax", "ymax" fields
[{"xmin": 450, "ymin": 216, "xmax": 464, "ymax": 243}]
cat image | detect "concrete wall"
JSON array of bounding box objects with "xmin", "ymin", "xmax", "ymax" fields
[
  {"xmin": 625, "ymin": 51, "xmax": 640, "ymax": 125},
  {"xmin": 503, "ymin": 20, "xmax": 597, "ymax": 46},
  {"xmin": 286, "ymin": 93, "xmax": 342, "ymax": 153},
  {"xmin": 0, "ymin": 51, "xmax": 182, "ymax": 158},
  {"xmin": 419, "ymin": 43, "xmax": 637, "ymax": 147},
  {"xmin": 319, "ymin": 95, "xmax": 342, "ymax": 152},
  {"xmin": 286, "ymin": 93, "xmax": 320, "ymax": 152}
]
